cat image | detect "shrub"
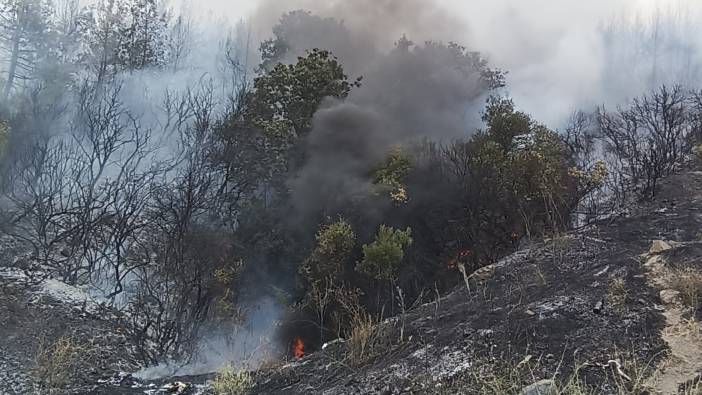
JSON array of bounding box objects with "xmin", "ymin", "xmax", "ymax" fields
[
  {"xmin": 336, "ymin": 286, "xmax": 388, "ymax": 365},
  {"xmin": 607, "ymin": 278, "xmax": 628, "ymax": 310},
  {"xmin": 299, "ymin": 219, "xmax": 356, "ymax": 340},
  {"xmin": 358, "ymin": 225, "xmax": 413, "ymax": 282},
  {"xmin": 300, "ymin": 219, "xmax": 356, "ymax": 286},
  {"xmin": 374, "ymin": 147, "xmax": 413, "ymax": 204},
  {"xmin": 33, "ymin": 335, "xmax": 84, "ymax": 391},
  {"xmin": 598, "ymin": 85, "xmax": 694, "ymax": 199},
  {"xmin": 212, "ymin": 364, "xmax": 253, "ymax": 395},
  {"xmin": 669, "ymin": 267, "xmax": 702, "ymax": 311}
]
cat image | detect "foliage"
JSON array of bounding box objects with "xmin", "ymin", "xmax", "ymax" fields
[
  {"xmin": 358, "ymin": 226, "xmax": 413, "ymax": 282},
  {"xmin": 374, "ymin": 147, "xmax": 413, "ymax": 204},
  {"xmin": 212, "ymin": 364, "xmax": 254, "ymax": 395},
  {"xmin": 300, "ymin": 218, "xmax": 356, "ymax": 286},
  {"xmin": 669, "ymin": 267, "xmax": 702, "ymax": 312},
  {"xmin": 249, "ymin": 48, "xmax": 361, "ymax": 142},
  {"xmin": 481, "ymin": 97, "xmax": 580, "ymax": 234},
  {"xmin": 299, "ymin": 219, "xmax": 356, "ymax": 341},
  {"xmin": 119, "ymin": 0, "xmax": 170, "ymax": 69},
  {"xmin": 482, "ymin": 96, "xmax": 532, "ymax": 151},
  {"xmin": 78, "ymin": 0, "xmax": 174, "ymax": 79}
]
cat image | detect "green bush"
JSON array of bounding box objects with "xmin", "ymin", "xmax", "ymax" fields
[
  {"xmin": 300, "ymin": 218, "xmax": 356, "ymax": 286},
  {"xmin": 357, "ymin": 225, "xmax": 413, "ymax": 282},
  {"xmin": 212, "ymin": 364, "xmax": 253, "ymax": 395},
  {"xmin": 373, "ymin": 147, "xmax": 413, "ymax": 204}
]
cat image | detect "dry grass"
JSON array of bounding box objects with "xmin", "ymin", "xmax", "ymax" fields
[
  {"xmin": 344, "ymin": 307, "xmax": 388, "ymax": 365},
  {"xmin": 32, "ymin": 335, "xmax": 85, "ymax": 391},
  {"xmin": 669, "ymin": 267, "xmax": 702, "ymax": 311},
  {"xmin": 607, "ymin": 278, "xmax": 628, "ymax": 309},
  {"xmin": 212, "ymin": 364, "xmax": 253, "ymax": 395},
  {"xmin": 334, "ymin": 286, "xmax": 389, "ymax": 365},
  {"xmin": 680, "ymin": 379, "xmax": 702, "ymax": 395},
  {"xmin": 440, "ymin": 350, "xmax": 656, "ymax": 395}
]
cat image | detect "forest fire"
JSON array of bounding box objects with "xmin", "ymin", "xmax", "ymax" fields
[{"xmin": 293, "ymin": 337, "xmax": 305, "ymax": 359}]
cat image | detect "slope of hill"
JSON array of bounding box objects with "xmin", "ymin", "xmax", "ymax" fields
[
  {"xmin": 249, "ymin": 168, "xmax": 702, "ymax": 394},
  {"xmin": 4, "ymin": 169, "xmax": 702, "ymax": 394}
]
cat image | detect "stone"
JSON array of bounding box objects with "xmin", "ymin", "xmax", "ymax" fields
[
  {"xmin": 520, "ymin": 379, "xmax": 557, "ymax": 395},
  {"xmin": 659, "ymin": 289, "xmax": 680, "ymax": 304},
  {"xmin": 649, "ymin": 240, "xmax": 672, "ymax": 255}
]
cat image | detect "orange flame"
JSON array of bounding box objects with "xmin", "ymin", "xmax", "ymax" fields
[{"xmin": 293, "ymin": 337, "xmax": 305, "ymax": 359}]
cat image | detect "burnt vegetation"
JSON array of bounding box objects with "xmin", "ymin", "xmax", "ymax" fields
[{"xmin": 0, "ymin": 1, "xmax": 701, "ymax": 389}]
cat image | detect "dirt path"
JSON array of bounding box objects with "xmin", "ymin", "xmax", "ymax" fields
[{"xmin": 643, "ymin": 247, "xmax": 702, "ymax": 394}]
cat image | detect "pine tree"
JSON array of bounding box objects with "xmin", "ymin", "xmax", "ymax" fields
[
  {"xmin": 119, "ymin": 0, "xmax": 170, "ymax": 70},
  {"xmin": 0, "ymin": 0, "xmax": 53, "ymax": 99}
]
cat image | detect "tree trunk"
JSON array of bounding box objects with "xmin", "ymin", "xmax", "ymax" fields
[{"xmin": 3, "ymin": 26, "xmax": 21, "ymax": 101}]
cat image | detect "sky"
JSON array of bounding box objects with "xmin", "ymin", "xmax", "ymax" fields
[
  {"xmin": 170, "ymin": 0, "xmax": 699, "ymax": 127},
  {"xmin": 67, "ymin": 0, "xmax": 698, "ymax": 130}
]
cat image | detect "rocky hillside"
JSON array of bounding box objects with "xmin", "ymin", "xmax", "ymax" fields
[
  {"xmin": 248, "ymin": 168, "xmax": 702, "ymax": 394},
  {"xmin": 4, "ymin": 168, "xmax": 702, "ymax": 394}
]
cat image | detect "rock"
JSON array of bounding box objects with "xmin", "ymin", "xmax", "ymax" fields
[
  {"xmin": 520, "ymin": 379, "xmax": 557, "ymax": 395},
  {"xmin": 659, "ymin": 289, "xmax": 680, "ymax": 304},
  {"xmin": 322, "ymin": 338, "xmax": 346, "ymax": 350},
  {"xmin": 161, "ymin": 381, "xmax": 189, "ymax": 394},
  {"xmin": 593, "ymin": 299, "xmax": 603, "ymax": 314},
  {"xmin": 649, "ymin": 240, "xmax": 672, "ymax": 255}
]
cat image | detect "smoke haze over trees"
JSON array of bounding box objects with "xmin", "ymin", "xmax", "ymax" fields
[{"xmin": 0, "ymin": 0, "xmax": 701, "ymax": 379}]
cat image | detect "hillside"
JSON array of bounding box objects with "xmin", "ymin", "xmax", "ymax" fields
[
  {"xmin": 245, "ymin": 168, "xmax": 702, "ymax": 394},
  {"xmin": 0, "ymin": 167, "xmax": 693, "ymax": 394},
  {"xmin": 1, "ymin": 1, "xmax": 702, "ymax": 395}
]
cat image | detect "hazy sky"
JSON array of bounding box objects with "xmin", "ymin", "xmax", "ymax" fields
[
  {"xmin": 170, "ymin": 0, "xmax": 699, "ymax": 126},
  {"xmin": 182, "ymin": 0, "xmax": 665, "ymax": 20}
]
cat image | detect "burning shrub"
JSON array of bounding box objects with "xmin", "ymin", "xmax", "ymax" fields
[{"xmin": 212, "ymin": 364, "xmax": 253, "ymax": 395}]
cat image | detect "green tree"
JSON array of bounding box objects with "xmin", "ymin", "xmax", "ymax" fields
[
  {"xmin": 119, "ymin": 0, "xmax": 170, "ymax": 69},
  {"xmin": 358, "ymin": 225, "xmax": 413, "ymax": 282},
  {"xmin": 479, "ymin": 96, "xmax": 578, "ymax": 235},
  {"xmin": 300, "ymin": 218, "xmax": 356, "ymax": 340},
  {"xmin": 300, "ymin": 218, "xmax": 356, "ymax": 286},
  {"xmin": 248, "ymin": 48, "xmax": 361, "ymax": 144},
  {"xmin": 373, "ymin": 147, "xmax": 413, "ymax": 204},
  {"xmin": 482, "ymin": 96, "xmax": 532, "ymax": 152}
]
